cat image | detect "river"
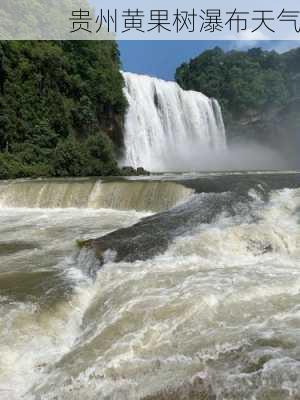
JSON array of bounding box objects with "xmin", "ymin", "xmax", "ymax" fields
[{"xmin": 0, "ymin": 172, "xmax": 299, "ymax": 400}]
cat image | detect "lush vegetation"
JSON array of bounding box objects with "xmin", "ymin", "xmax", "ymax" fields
[
  {"xmin": 0, "ymin": 40, "xmax": 128, "ymax": 179},
  {"xmin": 176, "ymin": 47, "xmax": 300, "ymax": 127}
]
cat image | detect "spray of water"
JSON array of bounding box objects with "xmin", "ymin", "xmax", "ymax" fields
[
  {"xmin": 121, "ymin": 72, "xmax": 226, "ymax": 171},
  {"xmin": 121, "ymin": 72, "xmax": 290, "ymax": 172}
]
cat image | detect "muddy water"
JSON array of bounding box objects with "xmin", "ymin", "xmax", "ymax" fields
[{"xmin": 0, "ymin": 174, "xmax": 299, "ymax": 400}]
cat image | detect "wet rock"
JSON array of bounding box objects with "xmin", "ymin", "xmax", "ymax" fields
[
  {"xmin": 81, "ymin": 191, "xmax": 245, "ymax": 268},
  {"xmin": 121, "ymin": 166, "xmax": 150, "ymax": 176},
  {"xmin": 141, "ymin": 376, "xmax": 216, "ymax": 400}
]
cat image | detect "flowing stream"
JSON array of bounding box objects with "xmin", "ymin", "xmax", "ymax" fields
[{"xmin": 0, "ymin": 173, "xmax": 299, "ymax": 399}]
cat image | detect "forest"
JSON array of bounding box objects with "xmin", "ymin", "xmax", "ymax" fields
[
  {"xmin": 176, "ymin": 47, "xmax": 300, "ymax": 165},
  {"xmin": 0, "ymin": 41, "xmax": 127, "ymax": 179},
  {"xmin": 176, "ymin": 47, "xmax": 300, "ymax": 125}
]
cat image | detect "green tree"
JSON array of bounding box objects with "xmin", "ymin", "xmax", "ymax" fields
[
  {"xmin": 0, "ymin": 40, "xmax": 127, "ymax": 179},
  {"xmin": 175, "ymin": 46, "xmax": 298, "ymax": 125}
]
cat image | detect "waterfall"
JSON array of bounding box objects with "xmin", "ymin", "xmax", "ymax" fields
[
  {"xmin": 121, "ymin": 72, "xmax": 227, "ymax": 172},
  {"xmin": 0, "ymin": 179, "xmax": 193, "ymax": 212}
]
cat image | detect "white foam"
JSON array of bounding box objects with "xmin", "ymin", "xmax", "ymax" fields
[{"xmin": 1, "ymin": 188, "xmax": 300, "ymax": 399}]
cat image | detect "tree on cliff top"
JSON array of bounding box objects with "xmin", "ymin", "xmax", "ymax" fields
[{"xmin": 175, "ymin": 47, "xmax": 297, "ymax": 123}]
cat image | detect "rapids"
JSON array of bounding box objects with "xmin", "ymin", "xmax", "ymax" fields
[{"xmin": 0, "ymin": 172, "xmax": 299, "ymax": 400}]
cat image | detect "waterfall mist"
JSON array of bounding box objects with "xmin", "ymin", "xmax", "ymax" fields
[
  {"xmin": 121, "ymin": 72, "xmax": 291, "ymax": 172},
  {"xmin": 158, "ymin": 142, "xmax": 289, "ymax": 172}
]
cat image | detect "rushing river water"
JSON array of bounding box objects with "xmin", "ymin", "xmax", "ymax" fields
[{"xmin": 0, "ymin": 172, "xmax": 300, "ymax": 400}]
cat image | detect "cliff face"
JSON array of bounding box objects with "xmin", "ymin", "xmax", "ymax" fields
[
  {"xmin": 0, "ymin": 41, "xmax": 127, "ymax": 179},
  {"xmin": 230, "ymin": 98, "xmax": 300, "ymax": 168},
  {"xmin": 176, "ymin": 47, "xmax": 300, "ymax": 168}
]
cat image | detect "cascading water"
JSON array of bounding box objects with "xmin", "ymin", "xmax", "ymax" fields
[
  {"xmin": 0, "ymin": 179, "xmax": 193, "ymax": 212},
  {"xmin": 121, "ymin": 72, "xmax": 227, "ymax": 172},
  {"xmin": 0, "ymin": 172, "xmax": 300, "ymax": 399}
]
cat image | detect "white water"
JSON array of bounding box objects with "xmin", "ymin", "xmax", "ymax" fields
[
  {"xmin": 121, "ymin": 72, "xmax": 227, "ymax": 172},
  {"xmin": 0, "ymin": 179, "xmax": 300, "ymax": 399},
  {"xmin": 0, "ymin": 206, "xmax": 147, "ymax": 399},
  {"xmin": 0, "ymin": 179, "xmax": 193, "ymax": 212}
]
